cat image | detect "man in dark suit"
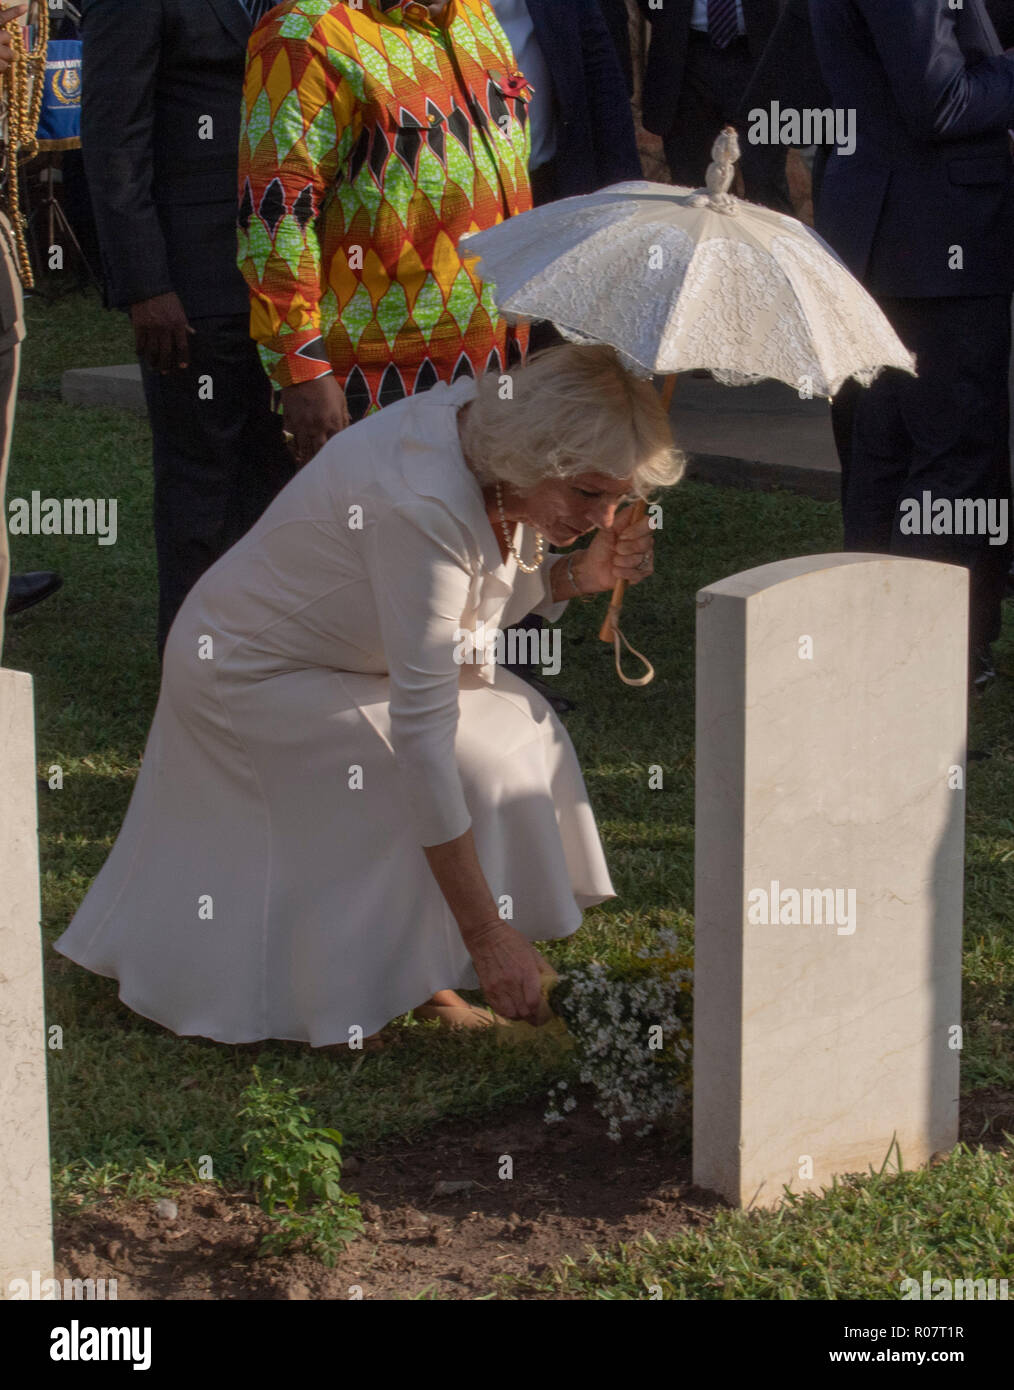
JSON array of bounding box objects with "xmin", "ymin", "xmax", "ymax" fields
[
  {"xmin": 491, "ymin": 0, "xmax": 642, "ymax": 206},
  {"xmin": 638, "ymin": 0, "xmax": 786, "ymax": 198},
  {"xmin": 81, "ymin": 0, "xmax": 294, "ymax": 657},
  {"xmin": 739, "ymin": 0, "xmax": 1014, "ymax": 209},
  {"xmin": 811, "ymin": 0, "xmax": 1014, "ymax": 687}
]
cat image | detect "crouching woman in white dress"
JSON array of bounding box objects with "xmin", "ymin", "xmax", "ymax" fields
[{"xmin": 55, "ymin": 345, "xmax": 682, "ymax": 1045}]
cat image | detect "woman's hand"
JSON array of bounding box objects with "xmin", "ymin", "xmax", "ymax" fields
[
  {"xmin": 463, "ymin": 918, "xmax": 554, "ymax": 1024},
  {"xmin": 422, "ymin": 832, "xmax": 556, "ymax": 1024},
  {"xmin": 575, "ymin": 503, "xmax": 654, "ymax": 594}
]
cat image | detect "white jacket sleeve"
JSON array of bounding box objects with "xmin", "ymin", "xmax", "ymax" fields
[{"xmin": 362, "ymin": 498, "xmax": 476, "ymax": 848}]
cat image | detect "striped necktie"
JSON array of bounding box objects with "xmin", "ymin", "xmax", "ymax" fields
[
  {"xmin": 708, "ymin": 0, "xmax": 741, "ymax": 50},
  {"xmin": 241, "ymin": 0, "xmax": 274, "ymax": 27}
]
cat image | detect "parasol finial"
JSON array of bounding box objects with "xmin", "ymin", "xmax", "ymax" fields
[{"xmin": 689, "ymin": 125, "xmax": 741, "ymax": 215}]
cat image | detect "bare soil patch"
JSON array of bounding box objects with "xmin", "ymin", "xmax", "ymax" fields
[{"xmin": 54, "ymin": 1087, "xmax": 1014, "ymax": 1301}]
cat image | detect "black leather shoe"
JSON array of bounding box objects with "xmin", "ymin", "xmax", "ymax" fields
[{"xmin": 5, "ymin": 570, "xmax": 63, "ymax": 616}]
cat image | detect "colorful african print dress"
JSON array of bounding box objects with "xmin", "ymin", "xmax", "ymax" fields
[{"xmin": 238, "ymin": 0, "xmax": 533, "ymax": 418}]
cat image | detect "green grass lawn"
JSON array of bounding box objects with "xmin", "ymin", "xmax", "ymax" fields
[
  {"xmin": 508, "ymin": 1145, "xmax": 1014, "ymax": 1300},
  {"xmin": 7, "ymin": 288, "xmax": 1014, "ymax": 1298}
]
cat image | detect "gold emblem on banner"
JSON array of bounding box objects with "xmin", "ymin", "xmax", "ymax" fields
[{"xmin": 52, "ymin": 66, "xmax": 81, "ymax": 106}]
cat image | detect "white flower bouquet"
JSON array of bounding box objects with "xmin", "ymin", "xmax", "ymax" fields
[{"xmin": 544, "ymin": 931, "xmax": 693, "ymax": 1142}]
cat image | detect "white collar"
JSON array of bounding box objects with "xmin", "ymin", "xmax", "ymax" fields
[{"xmin": 396, "ymin": 378, "xmax": 514, "ymax": 582}]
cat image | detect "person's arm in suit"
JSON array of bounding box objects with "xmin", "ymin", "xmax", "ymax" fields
[
  {"xmin": 596, "ymin": 0, "xmax": 634, "ymax": 96},
  {"xmin": 80, "ymin": 0, "xmax": 189, "ymax": 372},
  {"xmin": 848, "ymin": 0, "xmax": 1014, "ymax": 140},
  {"xmin": 581, "ymin": 0, "xmax": 642, "ymax": 183},
  {"xmin": 986, "ymin": 0, "xmax": 1014, "ymax": 50}
]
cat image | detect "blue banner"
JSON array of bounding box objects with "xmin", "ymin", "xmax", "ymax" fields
[{"xmin": 37, "ymin": 39, "xmax": 82, "ymax": 151}]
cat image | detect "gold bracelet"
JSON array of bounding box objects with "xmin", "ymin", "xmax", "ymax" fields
[
  {"xmin": 565, "ymin": 551, "xmax": 595, "ymax": 602},
  {"xmin": 565, "ymin": 552, "xmax": 582, "ymax": 596}
]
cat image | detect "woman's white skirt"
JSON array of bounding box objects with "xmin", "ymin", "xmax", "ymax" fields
[{"xmin": 54, "ymin": 663, "xmax": 614, "ymax": 1046}]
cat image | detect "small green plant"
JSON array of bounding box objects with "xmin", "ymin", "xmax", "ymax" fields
[{"xmin": 238, "ymin": 1067, "xmax": 362, "ymax": 1266}]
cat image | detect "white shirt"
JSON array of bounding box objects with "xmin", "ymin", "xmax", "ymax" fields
[
  {"xmin": 691, "ymin": 0, "xmax": 746, "ymax": 34},
  {"xmin": 490, "ymin": 0, "xmax": 558, "ymax": 171}
]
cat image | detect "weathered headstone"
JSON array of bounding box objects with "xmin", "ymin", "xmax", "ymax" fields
[
  {"xmin": 694, "ymin": 555, "xmax": 966, "ymax": 1207},
  {"xmin": 0, "ymin": 668, "xmax": 53, "ymax": 1295}
]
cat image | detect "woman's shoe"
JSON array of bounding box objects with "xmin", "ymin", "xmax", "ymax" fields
[{"xmin": 412, "ymin": 1001, "xmax": 499, "ymax": 1029}]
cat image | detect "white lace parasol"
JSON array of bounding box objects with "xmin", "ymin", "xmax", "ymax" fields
[{"xmin": 462, "ymin": 132, "xmax": 915, "ymax": 398}]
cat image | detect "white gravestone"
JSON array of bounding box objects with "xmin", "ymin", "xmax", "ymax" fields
[
  {"xmin": 0, "ymin": 668, "xmax": 53, "ymax": 1294},
  {"xmin": 693, "ymin": 555, "xmax": 966, "ymax": 1208}
]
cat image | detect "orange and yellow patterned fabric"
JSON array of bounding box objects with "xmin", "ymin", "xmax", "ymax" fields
[{"xmin": 238, "ymin": 0, "xmax": 532, "ymax": 416}]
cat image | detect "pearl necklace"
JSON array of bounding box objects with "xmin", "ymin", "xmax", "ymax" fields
[{"xmin": 495, "ymin": 481, "xmax": 545, "ymax": 573}]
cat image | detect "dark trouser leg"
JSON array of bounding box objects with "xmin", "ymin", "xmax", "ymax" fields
[
  {"xmin": 529, "ymin": 156, "xmax": 558, "ymax": 208},
  {"xmin": 502, "ymin": 613, "xmax": 545, "ymax": 678},
  {"xmin": 836, "ymin": 369, "xmax": 911, "ymax": 554},
  {"xmin": 738, "ymin": 138, "xmax": 793, "ymax": 214},
  {"xmin": 528, "ymin": 322, "xmax": 565, "ymax": 354},
  {"xmin": 837, "ymin": 295, "xmax": 1013, "ymax": 672},
  {"xmin": 662, "ymin": 35, "xmax": 787, "ymax": 205},
  {"xmin": 527, "ymin": 158, "xmax": 566, "ymax": 354},
  {"xmin": 141, "ymin": 313, "xmax": 295, "ymax": 655},
  {"xmin": 830, "ymin": 377, "xmax": 862, "ymax": 523},
  {"xmin": 500, "ymin": 611, "xmax": 575, "ymax": 713}
]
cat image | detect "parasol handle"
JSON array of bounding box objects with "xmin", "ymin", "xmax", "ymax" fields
[
  {"xmin": 598, "ymin": 500, "xmax": 646, "ymax": 644},
  {"xmin": 597, "ymin": 375, "xmax": 678, "ymax": 652},
  {"xmin": 597, "ymin": 499, "xmax": 655, "ymax": 686}
]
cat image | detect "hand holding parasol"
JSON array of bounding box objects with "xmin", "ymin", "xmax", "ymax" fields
[{"xmin": 463, "ymin": 129, "xmax": 916, "ymax": 685}]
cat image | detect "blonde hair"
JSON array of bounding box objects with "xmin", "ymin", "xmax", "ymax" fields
[{"xmin": 459, "ymin": 343, "xmax": 684, "ymax": 499}]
